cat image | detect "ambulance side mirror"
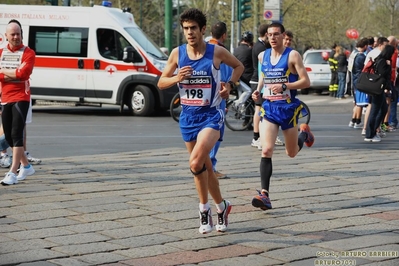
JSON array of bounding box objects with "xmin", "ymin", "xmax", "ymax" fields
[{"xmin": 123, "ymin": 46, "xmax": 141, "ymax": 63}]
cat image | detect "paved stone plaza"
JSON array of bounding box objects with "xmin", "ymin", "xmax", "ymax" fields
[{"xmin": 0, "ymin": 145, "xmax": 398, "ymax": 265}]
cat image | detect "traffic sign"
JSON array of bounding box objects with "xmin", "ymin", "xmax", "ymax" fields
[
  {"xmin": 264, "ymin": 10, "xmax": 273, "ymax": 20},
  {"xmin": 264, "ymin": 9, "xmax": 280, "ymax": 21}
]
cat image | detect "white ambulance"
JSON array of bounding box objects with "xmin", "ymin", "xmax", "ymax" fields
[{"xmin": 0, "ymin": 3, "xmax": 177, "ymax": 116}]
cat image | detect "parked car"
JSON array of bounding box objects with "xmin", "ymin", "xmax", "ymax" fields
[{"xmin": 301, "ymin": 49, "xmax": 331, "ymax": 94}]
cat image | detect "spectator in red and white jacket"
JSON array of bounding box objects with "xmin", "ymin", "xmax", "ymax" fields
[{"xmin": 0, "ymin": 19, "xmax": 36, "ymax": 185}]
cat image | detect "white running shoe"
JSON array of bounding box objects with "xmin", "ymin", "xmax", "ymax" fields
[
  {"xmin": 364, "ymin": 135, "xmax": 381, "ymax": 142},
  {"xmin": 348, "ymin": 121, "xmax": 355, "ymax": 127},
  {"xmin": 215, "ymin": 200, "xmax": 232, "ymax": 232},
  {"xmin": 251, "ymin": 138, "xmax": 261, "ymax": 148},
  {"xmin": 199, "ymin": 208, "xmax": 213, "ymax": 234},
  {"xmin": 26, "ymin": 152, "xmax": 42, "ymax": 165},
  {"xmin": 1, "ymin": 172, "xmax": 18, "ymax": 185},
  {"xmin": 0, "ymin": 154, "xmax": 11, "ymax": 168},
  {"xmin": 378, "ymin": 131, "xmax": 386, "ymax": 138},
  {"xmin": 354, "ymin": 123, "xmax": 363, "ymax": 129},
  {"xmin": 17, "ymin": 164, "xmax": 35, "ymax": 181},
  {"xmin": 361, "ymin": 129, "xmax": 366, "ymax": 136},
  {"xmin": 275, "ymin": 136, "xmax": 285, "ymax": 146}
]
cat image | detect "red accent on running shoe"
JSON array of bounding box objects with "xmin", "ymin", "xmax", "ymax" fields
[{"xmin": 299, "ymin": 123, "xmax": 315, "ymax": 147}]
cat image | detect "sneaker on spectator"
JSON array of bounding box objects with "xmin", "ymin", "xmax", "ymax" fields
[
  {"xmin": 0, "ymin": 154, "xmax": 11, "ymax": 168},
  {"xmin": 387, "ymin": 126, "xmax": 396, "ymax": 132},
  {"xmin": 354, "ymin": 122, "xmax": 363, "ymax": 129},
  {"xmin": 299, "ymin": 123, "xmax": 315, "ymax": 147},
  {"xmin": 214, "ymin": 171, "xmax": 227, "ymax": 179},
  {"xmin": 361, "ymin": 129, "xmax": 366, "ymax": 136},
  {"xmin": 252, "ymin": 189, "xmax": 272, "ymax": 210},
  {"xmin": 199, "ymin": 208, "xmax": 213, "ymax": 234},
  {"xmin": 251, "ymin": 138, "xmax": 260, "ymax": 148},
  {"xmin": 275, "ymin": 136, "xmax": 285, "ymax": 146},
  {"xmin": 377, "ymin": 131, "xmax": 386, "ymax": 138},
  {"xmin": 364, "ymin": 135, "xmax": 381, "ymax": 142},
  {"xmin": 348, "ymin": 121, "xmax": 355, "ymax": 127},
  {"xmin": 25, "ymin": 152, "xmax": 42, "ymax": 165},
  {"xmin": 215, "ymin": 200, "xmax": 232, "ymax": 232},
  {"xmin": 1, "ymin": 172, "xmax": 18, "ymax": 185},
  {"xmin": 17, "ymin": 164, "xmax": 35, "ymax": 181}
]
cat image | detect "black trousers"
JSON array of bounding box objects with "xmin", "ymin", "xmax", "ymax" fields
[{"xmin": 1, "ymin": 101, "xmax": 29, "ymax": 147}]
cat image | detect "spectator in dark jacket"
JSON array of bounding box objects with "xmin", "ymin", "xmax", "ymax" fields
[
  {"xmin": 233, "ymin": 31, "xmax": 254, "ymax": 86},
  {"xmin": 335, "ymin": 46, "xmax": 348, "ymax": 99},
  {"xmin": 364, "ymin": 44, "xmax": 395, "ymax": 142}
]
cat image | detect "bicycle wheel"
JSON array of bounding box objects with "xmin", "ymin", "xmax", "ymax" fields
[
  {"xmin": 298, "ymin": 100, "xmax": 311, "ymax": 125},
  {"xmin": 169, "ymin": 93, "xmax": 181, "ymax": 122},
  {"xmin": 225, "ymin": 100, "xmax": 254, "ymax": 131}
]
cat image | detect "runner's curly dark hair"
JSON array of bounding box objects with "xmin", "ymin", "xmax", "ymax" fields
[{"xmin": 180, "ymin": 8, "xmax": 207, "ymax": 30}]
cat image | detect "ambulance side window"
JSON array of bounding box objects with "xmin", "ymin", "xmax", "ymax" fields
[
  {"xmin": 29, "ymin": 26, "xmax": 88, "ymax": 57},
  {"xmin": 97, "ymin": 29, "xmax": 142, "ymax": 62}
]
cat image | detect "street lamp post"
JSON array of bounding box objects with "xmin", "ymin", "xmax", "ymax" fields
[{"xmin": 231, "ymin": 0, "xmax": 235, "ymax": 53}]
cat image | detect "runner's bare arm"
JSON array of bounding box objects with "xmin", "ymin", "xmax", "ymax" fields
[
  {"xmin": 157, "ymin": 48, "xmax": 192, "ymax": 90},
  {"xmin": 216, "ymin": 45, "xmax": 244, "ymax": 84},
  {"xmin": 256, "ymin": 51, "xmax": 265, "ymax": 92},
  {"xmin": 287, "ymin": 50, "xmax": 310, "ymax": 90}
]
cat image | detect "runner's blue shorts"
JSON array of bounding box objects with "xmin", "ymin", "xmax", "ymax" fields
[
  {"xmin": 260, "ymin": 98, "xmax": 307, "ymax": 130},
  {"xmin": 180, "ymin": 107, "xmax": 224, "ymax": 142}
]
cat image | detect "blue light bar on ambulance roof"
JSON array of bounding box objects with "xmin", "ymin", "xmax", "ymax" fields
[{"xmin": 102, "ymin": 1, "xmax": 112, "ymax": 7}]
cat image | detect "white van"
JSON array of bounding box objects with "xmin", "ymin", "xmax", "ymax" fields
[{"xmin": 0, "ymin": 4, "xmax": 177, "ymax": 116}]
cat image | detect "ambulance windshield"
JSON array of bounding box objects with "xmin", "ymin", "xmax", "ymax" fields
[{"xmin": 125, "ymin": 27, "xmax": 168, "ymax": 60}]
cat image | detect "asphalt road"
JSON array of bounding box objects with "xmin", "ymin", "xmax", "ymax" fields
[{"xmin": 25, "ymin": 93, "xmax": 399, "ymax": 160}]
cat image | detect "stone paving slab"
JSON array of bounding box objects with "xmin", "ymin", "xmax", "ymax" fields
[{"xmin": 0, "ymin": 146, "xmax": 399, "ymax": 265}]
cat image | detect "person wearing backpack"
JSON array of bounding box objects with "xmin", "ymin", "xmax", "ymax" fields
[
  {"xmin": 348, "ymin": 38, "xmax": 369, "ymax": 129},
  {"xmin": 364, "ymin": 45, "xmax": 395, "ymax": 142}
]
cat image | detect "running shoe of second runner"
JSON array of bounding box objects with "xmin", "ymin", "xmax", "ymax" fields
[
  {"xmin": 299, "ymin": 123, "xmax": 315, "ymax": 147},
  {"xmin": 252, "ymin": 189, "xmax": 272, "ymax": 210}
]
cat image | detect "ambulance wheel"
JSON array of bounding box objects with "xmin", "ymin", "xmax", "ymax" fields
[{"xmin": 128, "ymin": 85, "xmax": 155, "ymax": 116}]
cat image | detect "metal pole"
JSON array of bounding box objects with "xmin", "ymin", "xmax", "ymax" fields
[
  {"xmin": 253, "ymin": 0, "xmax": 258, "ymax": 37},
  {"xmin": 230, "ymin": 0, "xmax": 235, "ymax": 53},
  {"xmin": 140, "ymin": 0, "xmax": 142, "ymax": 28},
  {"xmin": 177, "ymin": 0, "xmax": 180, "ymax": 47},
  {"xmin": 237, "ymin": 21, "xmax": 241, "ymax": 48},
  {"xmin": 165, "ymin": 0, "xmax": 172, "ymax": 53}
]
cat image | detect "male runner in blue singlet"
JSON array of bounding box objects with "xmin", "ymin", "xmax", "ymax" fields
[
  {"xmin": 157, "ymin": 8, "xmax": 244, "ymax": 234},
  {"xmin": 251, "ymin": 22, "xmax": 314, "ymax": 211}
]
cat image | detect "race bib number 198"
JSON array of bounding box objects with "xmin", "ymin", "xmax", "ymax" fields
[{"xmin": 179, "ymin": 76, "xmax": 212, "ymax": 106}]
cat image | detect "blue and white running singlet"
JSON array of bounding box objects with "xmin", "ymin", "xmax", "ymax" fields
[
  {"xmin": 259, "ymin": 47, "xmax": 307, "ymax": 130},
  {"xmin": 177, "ymin": 43, "xmax": 224, "ymax": 142},
  {"xmin": 260, "ymin": 47, "xmax": 298, "ymax": 100}
]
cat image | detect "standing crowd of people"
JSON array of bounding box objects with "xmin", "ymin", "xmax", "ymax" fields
[{"xmin": 346, "ymin": 35, "xmax": 398, "ymax": 142}]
